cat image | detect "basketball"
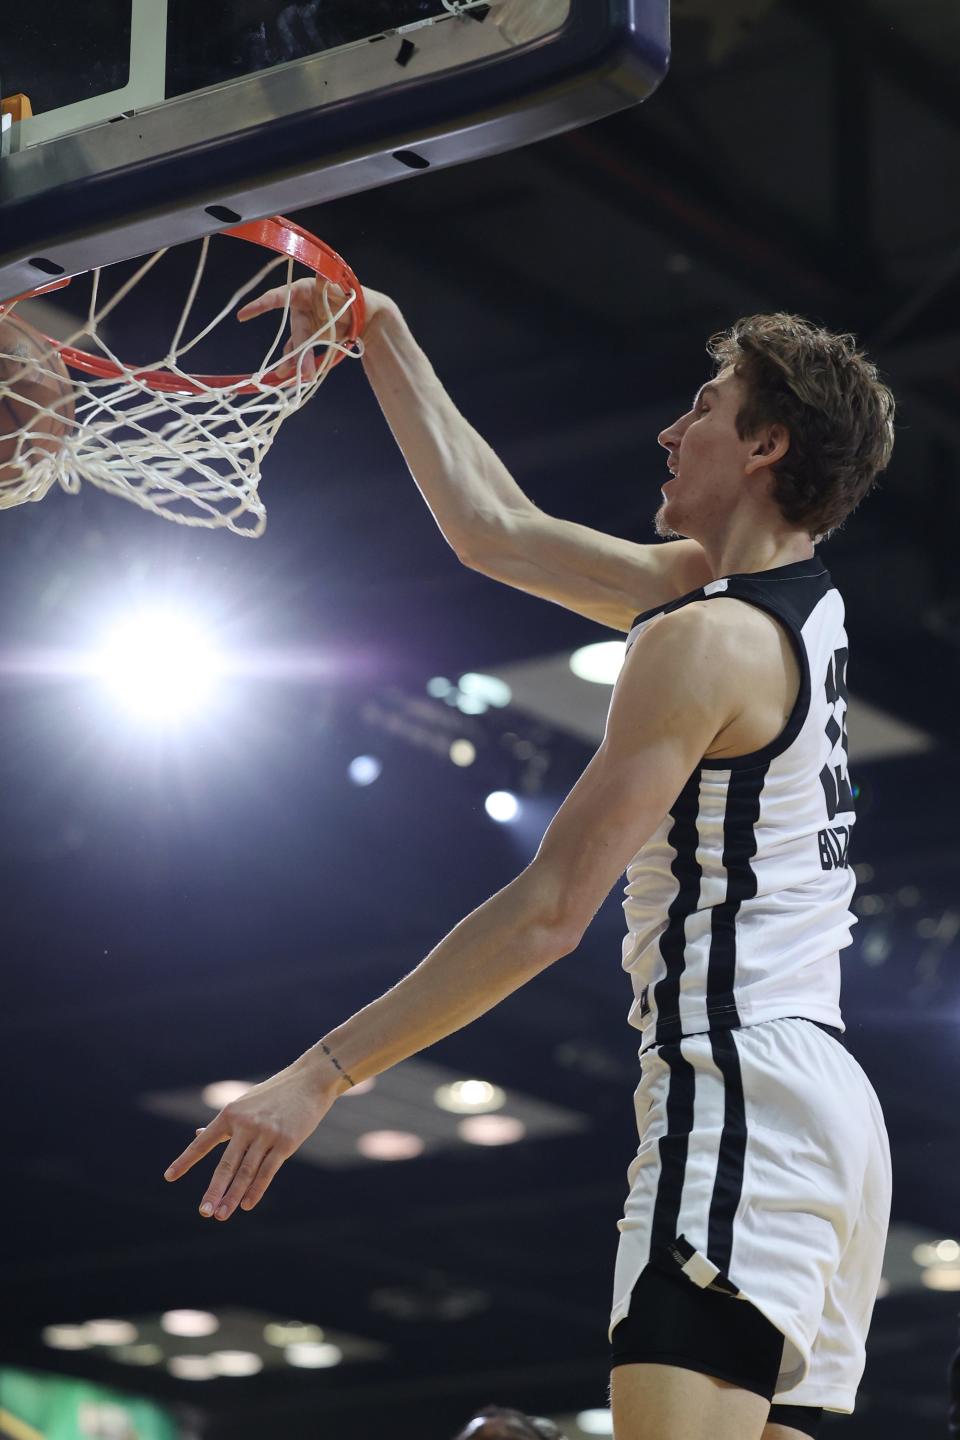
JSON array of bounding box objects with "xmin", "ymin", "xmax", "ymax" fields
[{"xmin": 0, "ymin": 311, "xmax": 75, "ymax": 486}]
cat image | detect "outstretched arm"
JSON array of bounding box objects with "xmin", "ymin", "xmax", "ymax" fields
[
  {"xmin": 238, "ymin": 278, "xmax": 712, "ymax": 630},
  {"xmin": 163, "ymin": 604, "xmax": 742, "ymax": 1220},
  {"xmin": 360, "ymin": 300, "xmax": 713, "ymax": 630}
]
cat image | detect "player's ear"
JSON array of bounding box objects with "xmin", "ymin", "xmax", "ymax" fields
[{"xmin": 745, "ymin": 422, "xmax": 789, "ymax": 474}]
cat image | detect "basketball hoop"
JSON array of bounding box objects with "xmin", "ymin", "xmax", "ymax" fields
[{"xmin": 0, "ymin": 217, "xmax": 365, "ymax": 536}]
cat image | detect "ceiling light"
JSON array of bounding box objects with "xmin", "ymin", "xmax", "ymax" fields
[
  {"xmin": 569, "ymin": 641, "xmax": 625, "ymax": 685},
  {"xmin": 210, "ymin": 1350, "xmax": 263, "ymax": 1377},
  {"xmin": 922, "ymin": 1267, "xmax": 960, "ymax": 1292},
  {"xmin": 84, "ymin": 1319, "xmax": 139, "ymax": 1345},
  {"xmin": 285, "ymin": 1341, "xmax": 343, "ymax": 1369},
  {"xmin": 202, "ymin": 1081, "xmax": 252, "ymax": 1110},
  {"xmin": 95, "ymin": 610, "xmax": 218, "ymax": 721},
  {"xmin": 427, "ymin": 677, "xmax": 453, "ymax": 698},
  {"xmin": 348, "ymin": 755, "xmax": 382, "ymax": 786},
  {"xmin": 576, "ymin": 1409, "xmax": 614, "ymax": 1435},
  {"xmin": 113, "ymin": 1343, "xmax": 165, "ymax": 1366},
  {"xmin": 264, "ymin": 1321, "xmax": 325, "ymax": 1347},
  {"xmin": 450, "ymin": 738, "xmax": 477, "ymax": 767},
  {"xmin": 42, "ymin": 1325, "xmax": 94, "ymax": 1350},
  {"xmin": 914, "ymin": 1239, "xmax": 960, "ymax": 1268},
  {"xmin": 456, "ymin": 694, "xmax": 488, "ymax": 715},
  {"xmin": 168, "ymin": 1355, "xmax": 218, "ymax": 1380},
  {"xmin": 356, "ymin": 1129, "xmax": 425, "ymax": 1161},
  {"xmin": 162, "ymin": 1309, "xmax": 221, "ymax": 1338},
  {"xmin": 457, "ymin": 1114, "xmax": 526, "ymax": 1146},
  {"xmin": 485, "ymin": 790, "xmax": 519, "ymax": 823},
  {"xmin": 458, "ymin": 673, "xmax": 512, "ymax": 708},
  {"xmin": 434, "ymin": 1079, "xmax": 506, "ymax": 1114}
]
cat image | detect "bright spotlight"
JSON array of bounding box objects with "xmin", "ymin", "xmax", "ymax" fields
[
  {"xmin": 569, "ymin": 640, "xmax": 626, "ymax": 686},
  {"xmin": 96, "ymin": 610, "xmax": 218, "ymax": 720},
  {"xmin": 348, "ymin": 755, "xmax": 382, "ymax": 786},
  {"xmin": 485, "ymin": 790, "xmax": 520, "ymax": 823},
  {"xmin": 434, "ymin": 1079, "xmax": 506, "ymax": 1114}
]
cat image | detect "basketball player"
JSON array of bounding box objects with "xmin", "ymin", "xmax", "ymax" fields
[{"xmin": 165, "ymin": 288, "xmax": 895, "ymax": 1440}]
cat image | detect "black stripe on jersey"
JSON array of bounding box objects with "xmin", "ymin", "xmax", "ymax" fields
[
  {"xmin": 706, "ymin": 1028, "xmax": 748, "ymax": 1278},
  {"xmin": 652, "ymin": 768, "xmax": 703, "ymax": 1046},
  {"xmin": 649, "ymin": 1040, "xmax": 696, "ymax": 1260},
  {"xmin": 705, "ymin": 762, "xmax": 770, "ymax": 1028}
]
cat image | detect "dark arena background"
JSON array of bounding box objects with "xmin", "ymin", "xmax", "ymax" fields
[{"xmin": 2, "ymin": 2, "xmax": 960, "ymax": 1438}]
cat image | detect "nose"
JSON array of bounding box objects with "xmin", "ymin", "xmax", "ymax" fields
[{"xmin": 658, "ymin": 418, "xmax": 681, "ymax": 451}]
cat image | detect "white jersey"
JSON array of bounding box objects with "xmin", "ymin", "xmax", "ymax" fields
[{"xmin": 621, "ymin": 556, "xmax": 855, "ymax": 1054}]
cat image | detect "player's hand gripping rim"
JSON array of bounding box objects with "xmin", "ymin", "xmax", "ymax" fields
[{"xmin": 237, "ymin": 276, "xmax": 393, "ymax": 382}]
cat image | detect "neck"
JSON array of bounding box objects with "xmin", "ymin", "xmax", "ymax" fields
[{"xmin": 699, "ymin": 529, "xmax": 816, "ymax": 582}]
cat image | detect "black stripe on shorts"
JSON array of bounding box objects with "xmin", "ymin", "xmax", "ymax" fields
[
  {"xmin": 707, "ymin": 1027, "xmax": 748, "ymax": 1280},
  {"xmin": 649, "ymin": 1042, "xmax": 696, "ymax": 1261}
]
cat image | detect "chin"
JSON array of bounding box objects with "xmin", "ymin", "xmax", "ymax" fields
[{"xmin": 653, "ymin": 499, "xmax": 684, "ymax": 540}]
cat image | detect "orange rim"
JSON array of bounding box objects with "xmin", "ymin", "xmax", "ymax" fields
[{"xmin": 2, "ymin": 216, "xmax": 365, "ymax": 395}]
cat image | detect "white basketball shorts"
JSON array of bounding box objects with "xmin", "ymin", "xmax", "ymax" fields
[{"xmin": 610, "ymin": 1015, "xmax": 892, "ymax": 1413}]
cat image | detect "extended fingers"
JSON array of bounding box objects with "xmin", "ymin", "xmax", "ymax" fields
[
  {"xmin": 203, "ymin": 1134, "xmax": 274, "ymax": 1221},
  {"xmin": 235, "ymin": 1145, "xmax": 285, "ymax": 1215},
  {"xmin": 236, "ymin": 286, "xmax": 291, "ymax": 322},
  {"xmin": 164, "ymin": 1120, "xmax": 230, "ymax": 1183}
]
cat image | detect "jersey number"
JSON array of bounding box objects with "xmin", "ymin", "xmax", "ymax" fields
[{"xmin": 819, "ymin": 646, "xmax": 854, "ymax": 823}]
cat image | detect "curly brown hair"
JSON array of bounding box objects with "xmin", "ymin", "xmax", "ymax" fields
[{"xmin": 707, "ymin": 313, "xmax": 895, "ymax": 539}]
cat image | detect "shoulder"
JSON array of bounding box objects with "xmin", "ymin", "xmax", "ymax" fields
[
  {"xmin": 660, "ymin": 594, "xmax": 790, "ymax": 652},
  {"xmin": 617, "ymin": 602, "xmax": 744, "ymax": 716},
  {"xmin": 636, "ymin": 595, "xmax": 758, "ymax": 656},
  {"xmin": 624, "ymin": 598, "xmax": 778, "ymax": 705}
]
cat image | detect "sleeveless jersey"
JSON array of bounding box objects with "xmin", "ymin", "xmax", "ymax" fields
[{"xmin": 621, "ymin": 555, "xmax": 855, "ymax": 1054}]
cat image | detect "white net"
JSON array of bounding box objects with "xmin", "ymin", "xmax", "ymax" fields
[{"xmin": 0, "ymin": 232, "xmax": 362, "ymax": 536}]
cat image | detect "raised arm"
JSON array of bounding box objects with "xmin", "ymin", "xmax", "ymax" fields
[
  {"xmin": 361, "ymin": 298, "xmax": 713, "ymax": 631},
  {"xmin": 238, "ymin": 278, "xmax": 712, "ymax": 631}
]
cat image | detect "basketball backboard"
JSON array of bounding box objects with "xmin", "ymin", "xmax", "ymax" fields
[{"xmin": 0, "ymin": 1, "xmax": 670, "ymax": 302}]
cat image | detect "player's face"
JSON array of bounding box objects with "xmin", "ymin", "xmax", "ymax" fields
[{"xmin": 653, "ymin": 366, "xmax": 754, "ymax": 539}]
